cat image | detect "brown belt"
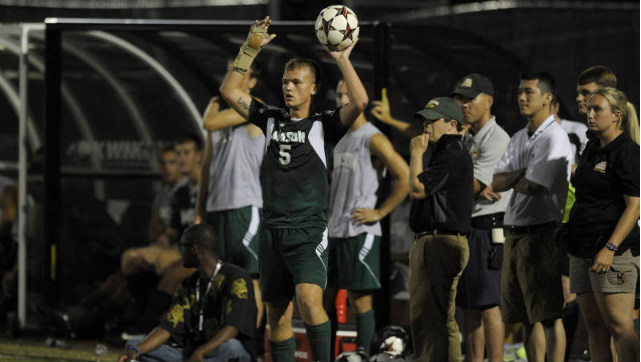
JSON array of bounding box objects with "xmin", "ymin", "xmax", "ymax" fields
[{"xmin": 415, "ymin": 229, "xmax": 464, "ymax": 240}]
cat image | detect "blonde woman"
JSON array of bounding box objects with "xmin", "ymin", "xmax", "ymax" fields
[{"xmin": 566, "ymin": 87, "xmax": 640, "ymax": 362}]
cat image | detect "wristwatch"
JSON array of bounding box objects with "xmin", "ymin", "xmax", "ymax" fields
[
  {"xmin": 127, "ymin": 345, "xmax": 141, "ymax": 359},
  {"xmin": 605, "ymin": 242, "xmax": 618, "ymax": 252}
]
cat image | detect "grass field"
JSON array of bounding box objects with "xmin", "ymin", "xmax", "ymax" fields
[{"xmin": 0, "ymin": 338, "xmax": 122, "ymax": 362}]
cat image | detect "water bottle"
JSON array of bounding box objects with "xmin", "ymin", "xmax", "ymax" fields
[
  {"xmin": 491, "ymin": 216, "xmax": 505, "ymax": 244},
  {"xmin": 488, "ymin": 216, "xmax": 505, "ymax": 270}
]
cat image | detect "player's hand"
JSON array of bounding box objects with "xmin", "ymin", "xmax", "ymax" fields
[
  {"xmin": 325, "ymin": 38, "xmax": 358, "ymax": 61},
  {"xmin": 253, "ymin": 16, "xmax": 277, "ymax": 47},
  {"xmin": 478, "ymin": 184, "xmax": 501, "ymax": 202},
  {"xmin": 591, "ymin": 247, "xmax": 614, "ymax": 275},
  {"xmin": 370, "ymin": 100, "xmax": 394, "ymax": 124},
  {"xmin": 117, "ymin": 350, "xmax": 136, "ymax": 362},
  {"xmin": 350, "ymin": 208, "xmax": 382, "ymax": 225},
  {"xmin": 193, "ymin": 215, "xmax": 202, "ymax": 225},
  {"xmin": 410, "ymin": 134, "xmax": 429, "ymax": 155}
]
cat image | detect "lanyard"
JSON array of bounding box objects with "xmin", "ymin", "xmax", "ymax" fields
[{"xmin": 195, "ymin": 261, "xmax": 222, "ymax": 332}]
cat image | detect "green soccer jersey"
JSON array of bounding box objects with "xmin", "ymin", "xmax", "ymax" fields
[{"xmin": 248, "ymin": 99, "xmax": 347, "ymax": 228}]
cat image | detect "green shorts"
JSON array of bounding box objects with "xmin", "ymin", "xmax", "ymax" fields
[
  {"xmin": 205, "ymin": 206, "xmax": 260, "ymax": 275},
  {"xmin": 328, "ymin": 233, "xmax": 381, "ymax": 290},
  {"xmin": 258, "ymin": 226, "xmax": 328, "ymax": 302}
]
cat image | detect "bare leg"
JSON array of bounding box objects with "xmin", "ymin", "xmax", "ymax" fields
[
  {"xmin": 481, "ymin": 306, "xmax": 504, "ymax": 362},
  {"xmin": 460, "ymin": 309, "xmax": 484, "ymax": 362},
  {"xmin": 295, "ymin": 283, "xmax": 328, "ymax": 325},
  {"xmin": 523, "ymin": 322, "xmax": 546, "ymax": 362},
  {"xmin": 253, "ymin": 279, "xmax": 264, "ymax": 329},
  {"xmin": 266, "ymin": 300, "xmax": 294, "ymax": 342},
  {"xmin": 595, "ymin": 292, "xmax": 639, "ymax": 362},
  {"xmin": 543, "ymin": 318, "xmax": 566, "ymax": 362},
  {"xmin": 579, "ymin": 292, "xmax": 613, "ymax": 362}
]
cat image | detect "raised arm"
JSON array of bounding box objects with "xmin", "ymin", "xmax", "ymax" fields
[
  {"xmin": 326, "ymin": 41, "xmax": 368, "ymax": 127},
  {"xmin": 370, "ymin": 100, "xmax": 418, "ymax": 138},
  {"xmin": 203, "ymin": 96, "xmax": 249, "ymax": 132},
  {"xmin": 350, "ymin": 134, "xmax": 409, "ymax": 224},
  {"xmin": 220, "ymin": 16, "xmax": 276, "ymax": 119}
]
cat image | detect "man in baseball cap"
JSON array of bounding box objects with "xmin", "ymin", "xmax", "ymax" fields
[
  {"xmin": 452, "ymin": 73, "xmax": 494, "ymax": 99},
  {"xmin": 408, "ymin": 95, "xmax": 473, "ymax": 362},
  {"xmin": 412, "ymin": 96, "xmax": 465, "ymax": 144},
  {"xmin": 452, "ymin": 73, "xmax": 511, "ymax": 362}
]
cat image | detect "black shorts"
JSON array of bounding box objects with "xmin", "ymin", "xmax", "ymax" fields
[{"xmin": 456, "ymin": 227, "xmax": 501, "ymax": 309}]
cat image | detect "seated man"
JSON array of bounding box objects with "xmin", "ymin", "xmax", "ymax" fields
[
  {"xmin": 39, "ymin": 141, "xmax": 199, "ymax": 340},
  {"xmin": 119, "ymin": 224, "xmax": 256, "ymax": 362}
]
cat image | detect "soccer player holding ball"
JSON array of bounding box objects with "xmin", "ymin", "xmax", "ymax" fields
[{"xmin": 219, "ymin": 16, "xmax": 368, "ymax": 362}]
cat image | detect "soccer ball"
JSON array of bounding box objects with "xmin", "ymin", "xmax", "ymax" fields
[
  {"xmin": 335, "ymin": 349, "xmax": 369, "ymax": 362},
  {"xmin": 315, "ymin": 5, "xmax": 359, "ymax": 51},
  {"xmin": 370, "ymin": 326, "xmax": 411, "ymax": 356},
  {"xmin": 369, "ymin": 352, "xmax": 415, "ymax": 362}
]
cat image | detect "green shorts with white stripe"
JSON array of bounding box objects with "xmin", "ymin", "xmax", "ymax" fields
[
  {"xmin": 258, "ymin": 226, "xmax": 329, "ymax": 302},
  {"xmin": 205, "ymin": 206, "xmax": 261, "ymax": 275},
  {"xmin": 328, "ymin": 233, "xmax": 381, "ymax": 290}
]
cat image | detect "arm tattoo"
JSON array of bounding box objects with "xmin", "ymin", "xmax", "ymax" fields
[{"xmin": 237, "ymin": 97, "xmax": 250, "ymax": 110}]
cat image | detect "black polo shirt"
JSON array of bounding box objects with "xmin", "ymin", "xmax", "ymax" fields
[
  {"xmin": 410, "ymin": 134, "xmax": 474, "ymax": 234},
  {"xmin": 568, "ymin": 133, "xmax": 640, "ymax": 257}
]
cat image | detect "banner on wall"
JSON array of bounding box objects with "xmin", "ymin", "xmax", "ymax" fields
[{"xmin": 64, "ymin": 139, "xmax": 172, "ymax": 170}]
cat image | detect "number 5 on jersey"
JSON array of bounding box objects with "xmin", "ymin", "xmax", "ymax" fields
[{"xmin": 278, "ymin": 144, "xmax": 291, "ymax": 165}]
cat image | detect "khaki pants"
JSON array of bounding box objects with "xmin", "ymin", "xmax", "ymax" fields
[{"xmin": 409, "ymin": 233, "xmax": 469, "ymax": 362}]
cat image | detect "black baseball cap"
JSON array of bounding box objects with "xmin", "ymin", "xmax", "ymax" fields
[
  {"xmin": 452, "ymin": 73, "xmax": 494, "ymax": 98},
  {"xmin": 413, "ymin": 97, "xmax": 464, "ymax": 123}
]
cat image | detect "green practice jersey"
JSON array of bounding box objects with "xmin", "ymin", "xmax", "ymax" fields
[{"xmin": 248, "ymin": 99, "xmax": 347, "ymax": 228}]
